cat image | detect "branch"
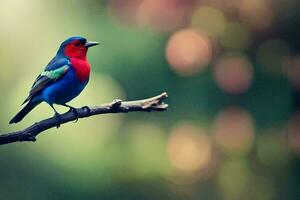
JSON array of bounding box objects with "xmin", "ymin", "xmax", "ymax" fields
[{"xmin": 0, "ymin": 92, "xmax": 168, "ymax": 145}]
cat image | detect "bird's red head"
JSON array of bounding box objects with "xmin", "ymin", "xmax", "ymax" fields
[
  {"xmin": 64, "ymin": 40, "xmax": 88, "ymax": 59},
  {"xmin": 59, "ymin": 36, "xmax": 99, "ymax": 59}
]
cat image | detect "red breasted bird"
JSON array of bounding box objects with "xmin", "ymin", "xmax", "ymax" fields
[{"xmin": 9, "ymin": 36, "xmax": 99, "ymax": 124}]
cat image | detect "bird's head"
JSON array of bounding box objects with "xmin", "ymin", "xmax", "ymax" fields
[{"xmin": 57, "ymin": 36, "xmax": 99, "ymax": 59}]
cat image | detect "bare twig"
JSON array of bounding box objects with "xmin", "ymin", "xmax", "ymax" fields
[{"xmin": 0, "ymin": 92, "xmax": 168, "ymax": 145}]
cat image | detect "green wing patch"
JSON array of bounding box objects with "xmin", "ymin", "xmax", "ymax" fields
[{"xmin": 40, "ymin": 65, "xmax": 69, "ymax": 80}]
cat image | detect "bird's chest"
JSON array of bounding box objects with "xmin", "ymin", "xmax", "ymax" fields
[{"xmin": 70, "ymin": 58, "xmax": 90, "ymax": 82}]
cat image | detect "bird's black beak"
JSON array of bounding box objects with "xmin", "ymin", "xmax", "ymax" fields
[{"xmin": 85, "ymin": 41, "xmax": 99, "ymax": 48}]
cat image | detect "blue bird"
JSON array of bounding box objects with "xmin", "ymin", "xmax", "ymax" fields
[{"xmin": 9, "ymin": 36, "xmax": 99, "ymax": 124}]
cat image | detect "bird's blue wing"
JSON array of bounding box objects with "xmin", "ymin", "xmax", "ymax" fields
[
  {"xmin": 22, "ymin": 57, "xmax": 70, "ymax": 104},
  {"xmin": 44, "ymin": 56, "xmax": 70, "ymax": 71}
]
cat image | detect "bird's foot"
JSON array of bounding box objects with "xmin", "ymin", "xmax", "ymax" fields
[
  {"xmin": 62, "ymin": 104, "xmax": 79, "ymax": 123},
  {"xmin": 67, "ymin": 107, "xmax": 79, "ymax": 123},
  {"xmin": 54, "ymin": 113, "xmax": 62, "ymax": 128}
]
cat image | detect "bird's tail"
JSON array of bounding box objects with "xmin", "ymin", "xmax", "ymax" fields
[{"xmin": 9, "ymin": 100, "xmax": 39, "ymax": 124}]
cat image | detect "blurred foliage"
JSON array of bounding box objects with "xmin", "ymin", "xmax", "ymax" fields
[{"xmin": 1, "ymin": 0, "xmax": 300, "ymax": 199}]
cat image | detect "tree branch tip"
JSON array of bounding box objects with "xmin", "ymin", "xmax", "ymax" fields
[
  {"xmin": 161, "ymin": 103, "xmax": 168, "ymax": 109},
  {"xmin": 157, "ymin": 92, "xmax": 168, "ymax": 100},
  {"xmin": 162, "ymin": 92, "xmax": 168, "ymax": 97},
  {"xmin": 153, "ymin": 103, "xmax": 168, "ymax": 110}
]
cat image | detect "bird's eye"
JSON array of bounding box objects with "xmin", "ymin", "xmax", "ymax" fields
[{"xmin": 74, "ymin": 42, "xmax": 81, "ymax": 47}]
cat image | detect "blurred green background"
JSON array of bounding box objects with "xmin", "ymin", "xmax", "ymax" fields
[{"xmin": 1, "ymin": 0, "xmax": 300, "ymax": 199}]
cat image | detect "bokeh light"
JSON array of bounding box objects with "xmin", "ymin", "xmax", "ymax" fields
[
  {"xmin": 213, "ymin": 107, "xmax": 255, "ymax": 156},
  {"xmin": 239, "ymin": 0, "xmax": 274, "ymax": 31},
  {"xmin": 136, "ymin": 0, "xmax": 189, "ymax": 32},
  {"xmin": 107, "ymin": 0, "xmax": 141, "ymax": 25},
  {"xmin": 214, "ymin": 54, "xmax": 254, "ymax": 94},
  {"xmin": 191, "ymin": 6, "xmax": 227, "ymax": 38},
  {"xmin": 166, "ymin": 29, "xmax": 212, "ymax": 76},
  {"xmin": 220, "ymin": 22, "xmax": 251, "ymax": 50},
  {"xmin": 218, "ymin": 159, "xmax": 250, "ymax": 199},
  {"xmin": 108, "ymin": 0, "xmax": 194, "ymax": 31},
  {"xmin": 167, "ymin": 122, "xmax": 212, "ymax": 172},
  {"xmin": 257, "ymin": 132, "xmax": 290, "ymax": 168},
  {"xmin": 257, "ymin": 39, "xmax": 290, "ymax": 76}
]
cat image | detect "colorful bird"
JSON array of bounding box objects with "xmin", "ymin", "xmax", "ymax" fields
[{"xmin": 9, "ymin": 36, "xmax": 99, "ymax": 124}]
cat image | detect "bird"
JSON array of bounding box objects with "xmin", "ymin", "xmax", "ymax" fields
[{"xmin": 9, "ymin": 36, "xmax": 99, "ymax": 124}]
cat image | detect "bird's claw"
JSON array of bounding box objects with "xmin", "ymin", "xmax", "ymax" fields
[
  {"xmin": 67, "ymin": 107, "xmax": 79, "ymax": 123},
  {"xmin": 54, "ymin": 113, "xmax": 62, "ymax": 128}
]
